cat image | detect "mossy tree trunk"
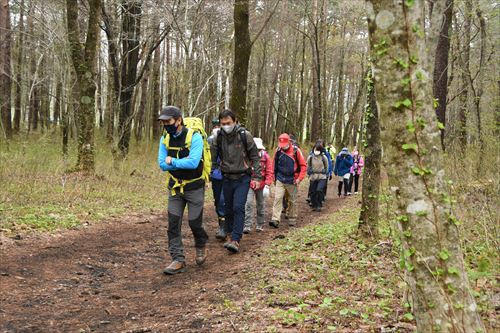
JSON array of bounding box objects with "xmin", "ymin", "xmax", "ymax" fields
[
  {"xmin": 66, "ymin": 0, "xmax": 101, "ymax": 173},
  {"xmin": 367, "ymin": 1, "xmax": 485, "ymax": 331},
  {"xmin": 358, "ymin": 70, "xmax": 380, "ymax": 239}
]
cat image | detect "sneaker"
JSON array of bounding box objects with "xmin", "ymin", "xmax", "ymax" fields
[
  {"xmin": 195, "ymin": 247, "xmax": 207, "ymax": 266},
  {"xmin": 163, "ymin": 261, "xmax": 187, "ymax": 275},
  {"xmin": 354, "ymin": 192, "xmax": 359, "ymax": 195},
  {"xmin": 256, "ymin": 226, "xmax": 263, "ymax": 232},
  {"xmin": 224, "ymin": 240, "xmax": 240, "ymax": 253},
  {"xmin": 269, "ymin": 220, "xmax": 279, "ymax": 228},
  {"xmin": 347, "ymin": 192, "xmax": 352, "ymax": 196},
  {"xmin": 243, "ymin": 227, "xmax": 251, "ymax": 234}
]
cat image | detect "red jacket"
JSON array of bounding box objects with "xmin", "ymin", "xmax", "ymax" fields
[
  {"xmin": 251, "ymin": 150, "xmax": 273, "ymax": 190},
  {"xmin": 272, "ymin": 145, "xmax": 307, "ymax": 183}
]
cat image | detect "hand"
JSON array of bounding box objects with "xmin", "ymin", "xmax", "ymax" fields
[
  {"xmin": 165, "ymin": 156, "xmax": 173, "ymax": 165},
  {"xmin": 254, "ymin": 180, "xmax": 261, "ymax": 188},
  {"xmin": 294, "ymin": 179, "xmax": 301, "ymax": 186}
]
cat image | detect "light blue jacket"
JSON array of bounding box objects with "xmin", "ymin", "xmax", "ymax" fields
[{"xmin": 157, "ymin": 130, "xmax": 203, "ymax": 172}]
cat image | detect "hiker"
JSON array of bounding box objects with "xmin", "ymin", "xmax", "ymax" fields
[
  {"xmin": 333, "ymin": 147, "xmax": 354, "ymax": 197},
  {"xmin": 307, "ymin": 139, "xmax": 332, "ymax": 205},
  {"xmin": 244, "ymin": 138, "xmax": 273, "ymax": 234},
  {"xmin": 157, "ymin": 106, "xmax": 209, "ymax": 275},
  {"xmin": 326, "ymin": 143, "xmax": 336, "ymax": 159},
  {"xmin": 207, "ymin": 118, "xmax": 226, "ymax": 240},
  {"xmin": 211, "ymin": 109, "xmax": 262, "ymax": 253},
  {"xmin": 348, "ymin": 150, "xmax": 364, "ymax": 194},
  {"xmin": 270, "ymin": 133, "xmax": 307, "ymax": 228},
  {"xmin": 307, "ymin": 143, "xmax": 329, "ymax": 211},
  {"xmin": 282, "ymin": 134, "xmax": 300, "ymax": 218}
]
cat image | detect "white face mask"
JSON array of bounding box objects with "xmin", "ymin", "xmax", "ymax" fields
[
  {"xmin": 314, "ymin": 150, "xmax": 321, "ymax": 156},
  {"xmin": 222, "ymin": 124, "xmax": 235, "ymax": 134},
  {"xmin": 212, "ymin": 128, "xmax": 220, "ymax": 136}
]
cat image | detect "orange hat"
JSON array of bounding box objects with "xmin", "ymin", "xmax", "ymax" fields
[{"xmin": 278, "ymin": 133, "xmax": 290, "ymax": 148}]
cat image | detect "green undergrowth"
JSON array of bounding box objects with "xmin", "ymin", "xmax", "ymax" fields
[
  {"xmin": 0, "ymin": 131, "xmax": 168, "ymax": 234},
  {"xmin": 215, "ymin": 200, "xmax": 415, "ymax": 332}
]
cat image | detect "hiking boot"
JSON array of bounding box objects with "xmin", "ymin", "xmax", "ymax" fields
[
  {"xmin": 195, "ymin": 247, "xmax": 207, "ymax": 266},
  {"xmin": 269, "ymin": 220, "xmax": 279, "ymax": 228},
  {"xmin": 256, "ymin": 226, "xmax": 263, "ymax": 232},
  {"xmin": 224, "ymin": 240, "xmax": 240, "ymax": 253},
  {"xmin": 215, "ymin": 217, "xmax": 227, "ymax": 240},
  {"xmin": 243, "ymin": 227, "xmax": 251, "ymax": 234},
  {"xmin": 163, "ymin": 261, "xmax": 187, "ymax": 275},
  {"xmin": 354, "ymin": 192, "xmax": 359, "ymax": 195}
]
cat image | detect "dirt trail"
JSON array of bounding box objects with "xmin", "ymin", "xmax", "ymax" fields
[{"xmin": 0, "ymin": 186, "xmax": 348, "ymax": 333}]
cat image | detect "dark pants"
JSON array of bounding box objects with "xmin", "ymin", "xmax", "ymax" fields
[
  {"xmin": 338, "ymin": 179, "xmax": 349, "ymax": 196},
  {"xmin": 211, "ymin": 178, "xmax": 225, "ymax": 217},
  {"xmin": 349, "ymin": 174, "xmax": 360, "ymax": 193},
  {"xmin": 311, "ymin": 179, "xmax": 327, "ymax": 208},
  {"xmin": 167, "ymin": 187, "xmax": 208, "ymax": 262},
  {"xmin": 223, "ymin": 175, "xmax": 251, "ymax": 243}
]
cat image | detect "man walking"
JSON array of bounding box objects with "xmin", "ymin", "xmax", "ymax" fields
[
  {"xmin": 270, "ymin": 133, "xmax": 307, "ymax": 228},
  {"xmin": 211, "ymin": 109, "xmax": 262, "ymax": 253},
  {"xmin": 157, "ymin": 106, "xmax": 209, "ymax": 275}
]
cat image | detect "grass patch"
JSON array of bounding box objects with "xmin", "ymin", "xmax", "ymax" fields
[{"xmin": 0, "ymin": 131, "xmax": 167, "ymax": 234}]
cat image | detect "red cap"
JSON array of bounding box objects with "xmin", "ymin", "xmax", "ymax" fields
[{"xmin": 278, "ymin": 133, "xmax": 290, "ymax": 148}]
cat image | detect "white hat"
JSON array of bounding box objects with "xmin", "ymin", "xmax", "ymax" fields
[{"xmin": 253, "ymin": 137, "xmax": 265, "ymax": 150}]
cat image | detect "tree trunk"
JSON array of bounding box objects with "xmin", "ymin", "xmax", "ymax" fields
[
  {"xmin": 229, "ymin": 0, "xmax": 251, "ymax": 125},
  {"xmin": 13, "ymin": 0, "xmax": 24, "ymax": 134},
  {"xmin": 151, "ymin": 44, "xmax": 161, "ymax": 140},
  {"xmin": 367, "ymin": 1, "xmax": 485, "ymax": 331},
  {"xmin": 117, "ymin": 0, "xmax": 141, "ymax": 158},
  {"xmin": 0, "ymin": 0, "xmax": 12, "ymax": 139},
  {"xmin": 66, "ymin": 0, "xmax": 101, "ymax": 173},
  {"xmin": 358, "ymin": 70, "xmax": 380, "ymax": 239},
  {"xmin": 334, "ymin": 35, "xmax": 346, "ymax": 148},
  {"xmin": 343, "ymin": 70, "xmax": 367, "ymax": 148},
  {"xmin": 432, "ymin": 0, "xmax": 453, "ymax": 151},
  {"xmin": 310, "ymin": 0, "xmax": 323, "ymax": 141},
  {"xmin": 457, "ymin": 0, "xmax": 471, "ymax": 149}
]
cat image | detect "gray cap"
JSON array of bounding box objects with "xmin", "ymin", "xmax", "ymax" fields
[{"xmin": 158, "ymin": 106, "xmax": 182, "ymax": 121}]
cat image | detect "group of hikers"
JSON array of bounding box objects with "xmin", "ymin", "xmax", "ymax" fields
[{"xmin": 157, "ymin": 106, "xmax": 364, "ymax": 275}]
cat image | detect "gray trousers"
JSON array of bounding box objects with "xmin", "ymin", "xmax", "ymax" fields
[
  {"xmin": 167, "ymin": 187, "xmax": 208, "ymax": 262},
  {"xmin": 244, "ymin": 188, "xmax": 265, "ymax": 229}
]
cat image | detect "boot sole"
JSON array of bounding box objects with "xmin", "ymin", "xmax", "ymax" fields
[
  {"xmin": 195, "ymin": 258, "xmax": 207, "ymax": 266},
  {"xmin": 163, "ymin": 267, "xmax": 187, "ymax": 275},
  {"xmin": 226, "ymin": 246, "xmax": 239, "ymax": 253}
]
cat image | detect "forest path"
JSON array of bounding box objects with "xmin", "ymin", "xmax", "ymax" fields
[{"xmin": 0, "ymin": 183, "xmax": 349, "ymax": 333}]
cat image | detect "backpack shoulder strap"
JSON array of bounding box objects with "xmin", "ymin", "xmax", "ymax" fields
[
  {"xmin": 238, "ymin": 129, "xmax": 248, "ymax": 152},
  {"xmin": 185, "ymin": 128, "xmax": 194, "ymax": 149}
]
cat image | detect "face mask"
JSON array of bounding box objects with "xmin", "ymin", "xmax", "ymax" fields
[
  {"xmin": 282, "ymin": 145, "xmax": 290, "ymax": 151},
  {"xmin": 212, "ymin": 128, "xmax": 220, "ymax": 136},
  {"xmin": 222, "ymin": 124, "xmax": 235, "ymax": 134},
  {"xmin": 164, "ymin": 122, "xmax": 178, "ymax": 135},
  {"xmin": 259, "ymin": 150, "xmax": 264, "ymax": 157},
  {"xmin": 314, "ymin": 150, "xmax": 321, "ymax": 156}
]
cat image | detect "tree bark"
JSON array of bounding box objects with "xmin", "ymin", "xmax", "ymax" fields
[
  {"xmin": 334, "ymin": 29, "xmax": 346, "ymax": 148},
  {"xmin": 229, "ymin": 0, "xmax": 251, "ymax": 125},
  {"xmin": 66, "ymin": 0, "xmax": 102, "ymax": 173},
  {"xmin": 117, "ymin": 0, "xmax": 141, "ymax": 158},
  {"xmin": 432, "ymin": 0, "xmax": 453, "ymax": 151},
  {"xmin": 13, "ymin": 0, "xmax": 23, "ymax": 134},
  {"xmin": 457, "ymin": 0, "xmax": 471, "ymax": 149},
  {"xmin": 358, "ymin": 70, "xmax": 380, "ymax": 239},
  {"xmin": 151, "ymin": 44, "xmax": 161, "ymax": 140},
  {"xmin": 0, "ymin": 0, "xmax": 12, "ymax": 139},
  {"xmin": 367, "ymin": 1, "xmax": 485, "ymax": 331}
]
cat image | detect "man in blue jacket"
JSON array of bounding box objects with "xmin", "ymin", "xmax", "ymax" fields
[
  {"xmin": 158, "ymin": 106, "xmax": 208, "ymax": 275},
  {"xmin": 333, "ymin": 147, "xmax": 354, "ymax": 197}
]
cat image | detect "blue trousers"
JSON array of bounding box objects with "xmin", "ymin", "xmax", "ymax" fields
[
  {"xmin": 211, "ymin": 178, "xmax": 225, "ymax": 217},
  {"xmin": 223, "ymin": 175, "xmax": 251, "ymax": 242}
]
